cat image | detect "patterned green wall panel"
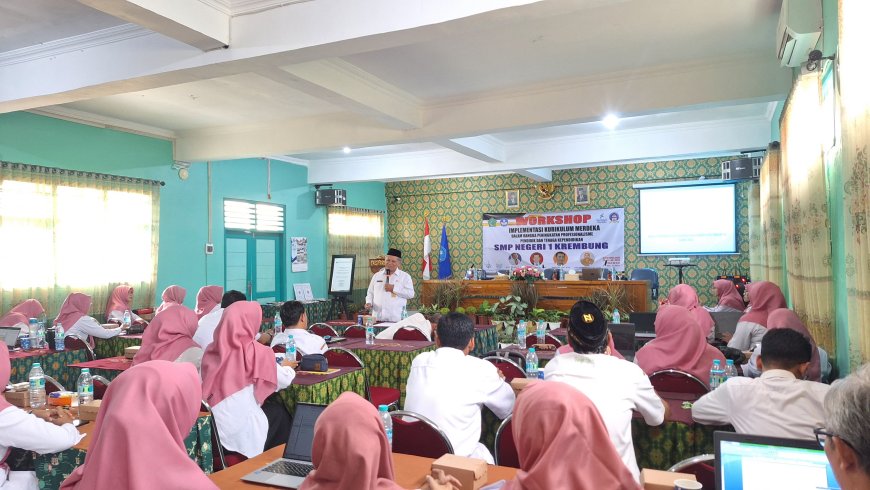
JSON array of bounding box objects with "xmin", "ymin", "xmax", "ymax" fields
[{"xmin": 387, "ymin": 157, "xmax": 751, "ymax": 308}]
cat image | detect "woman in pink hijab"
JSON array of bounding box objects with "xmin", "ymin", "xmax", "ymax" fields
[
  {"xmin": 194, "ymin": 285, "xmax": 223, "ymax": 320},
  {"xmin": 666, "ymin": 284, "xmax": 715, "ymax": 338},
  {"xmin": 60, "ymin": 360, "xmax": 216, "ymax": 490},
  {"xmin": 635, "ymin": 305, "xmax": 726, "ymax": 388},
  {"xmin": 706, "ymin": 279, "xmax": 745, "ymax": 312},
  {"xmin": 743, "ymin": 309, "xmax": 830, "ymax": 382},
  {"xmin": 133, "ymin": 306, "xmax": 203, "ymax": 372},
  {"xmin": 105, "ymin": 284, "xmax": 146, "ymax": 325},
  {"xmin": 0, "ymin": 299, "xmax": 45, "ymax": 333},
  {"xmin": 727, "ymin": 281, "xmax": 787, "ymax": 351},
  {"xmin": 482, "ymin": 381, "xmax": 638, "ymax": 490},
  {"xmin": 155, "ymin": 285, "xmax": 186, "ymax": 314},
  {"xmin": 55, "ymin": 293, "xmax": 125, "ymax": 345}
]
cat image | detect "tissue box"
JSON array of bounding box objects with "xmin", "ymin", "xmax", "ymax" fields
[
  {"xmin": 564, "ymin": 273, "xmax": 580, "ymax": 281},
  {"xmin": 431, "ymin": 454, "xmax": 487, "ymax": 490},
  {"xmin": 3, "ymin": 390, "xmax": 30, "ymax": 408},
  {"xmin": 124, "ymin": 346, "xmax": 140, "ymax": 359},
  {"xmin": 509, "ymin": 377, "xmax": 539, "ymax": 395},
  {"xmin": 79, "ymin": 399, "xmax": 102, "ymax": 421},
  {"xmin": 640, "ymin": 469, "xmax": 697, "ymax": 490}
]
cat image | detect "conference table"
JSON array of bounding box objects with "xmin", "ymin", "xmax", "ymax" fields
[
  {"xmin": 7, "ymin": 347, "xmax": 89, "ymax": 390},
  {"xmin": 277, "ymin": 366, "xmax": 367, "ymax": 417},
  {"xmin": 93, "ymin": 334, "xmax": 143, "ymax": 359},
  {"xmin": 208, "ymin": 445, "xmax": 519, "ymax": 489},
  {"xmin": 68, "ymin": 355, "xmax": 133, "ymax": 381}
]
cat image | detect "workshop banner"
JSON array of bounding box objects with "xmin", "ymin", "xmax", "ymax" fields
[{"xmin": 481, "ymin": 209, "xmax": 625, "ymax": 272}]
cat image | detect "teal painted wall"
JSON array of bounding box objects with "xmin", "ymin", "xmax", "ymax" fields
[{"xmin": 0, "ymin": 112, "xmax": 386, "ymax": 308}]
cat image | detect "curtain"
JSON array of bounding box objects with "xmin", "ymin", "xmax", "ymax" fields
[
  {"xmin": 748, "ymin": 181, "xmax": 764, "ymax": 281},
  {"xmin": 839, "ymin": 0, "xmax": 870, "ymax": 367},
  {"xmin": 0, "ymin": 162, "xmax": 161, "ymax": 321},
  {"xmin": 756, "ymin": 147, "xmax": 785, "ymax": 286},
  {"xmin": 780, "ymin": 72, "xmax": 836, "ymax": 354},
  {"xmin": 327, "ymin": 207, "xmax": 385, "ymax": 307}
]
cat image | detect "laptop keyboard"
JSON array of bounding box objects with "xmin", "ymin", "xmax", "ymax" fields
[{"xmin": 262, "ymin": 460, "xmax": 314, "ymax": 477}]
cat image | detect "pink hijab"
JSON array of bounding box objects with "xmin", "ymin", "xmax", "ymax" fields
[
  {"xmin": 299, "ymin": 392, "xmax": 402, "ymax": 490},
  {"xmin": 54, "ymin": 293, "xmax": 92, "ymax": 330},
  {"xmin": 105, "ymin": 285, "xmax": 133, "ymax": 318},
  {"xmin": 132, "ymin": 306, "xmax": 199, "ymax": 366},
  {"xmin": 667, "ymin": 284, "xmax": 715, "ymax": 337},
  {"xmin": 194, "ymin": 286, "xmax": 223, "ymax": 320},
  {"xmin": 503, "ymin": 381, "xmax": 639, "ymax": 490},
  {"xmin": 200, "ymin": 301, "xmax": 276, "ymax": 406},
  {"xmin": 60, "ymin": 361, "xmax": 215, "ymax": 490},
  {"xmin": 156, "ymin": 285, "xmax": 187, "ymax": 314},
  {"xmin": 767, "ymin": 309, "xmax": 822, "ymax": 382},
  {"xmin": 635, "ymin": 305, "xmax": 726, "ymax": 387},
  {"xmin": 0, "ymin": 299, "xmax": 45, "ymax": 327},
  {"xmin": 740, "ymin": 281, "xmax": 787, "ymax": 327},
  {"xmin": 714, "ymin": 279, "xmax": 745, "ymax": 311}
]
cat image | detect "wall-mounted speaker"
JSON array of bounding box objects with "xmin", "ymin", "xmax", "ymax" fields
[
  {"xmin": 721, "ymin": 157, "xmax": 761, "ymax": 180},
  {"xmin": 315, "ymin": 189, "xmax": 347, "ymax": 206}
]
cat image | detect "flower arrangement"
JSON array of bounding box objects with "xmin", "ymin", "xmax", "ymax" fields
[{"xmin": 509, "ymin": 266, "xmax": 542, "ymax": 282}]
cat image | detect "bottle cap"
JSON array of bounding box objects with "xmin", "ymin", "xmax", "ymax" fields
[
  {"xmin": 713, "ymin": 359, "xmax": 721, "ymax": 364},
  {"xmin": 82, "ymin": 368, "xmax": 90, "ymax": 373},
  {"xmin": 29, "ymin": 318, "xmax": 38, "ymax": 324},
  {"xmin": 378, "ymin": 405, "xmax": 388, "ymax": 412},
  {"xmin": 726, "ymin": 359, "xmax": 734, "ymax": 364},
  {"xmin": 32, "ymin": 362, "xmax": 40, "ymax": 367},
  {"xmin": 528, "ymin": 347, "xmax": 535, "ymax": 353}
]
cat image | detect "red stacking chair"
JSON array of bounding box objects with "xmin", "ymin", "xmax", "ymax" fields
[
  {"xmin": 91, "ymin": 375, "xmax": 111, "ymax": 400},
  {"xmin": 668, "ymin": 454, "xmax": 715, "ymax": 490},
  {"xmin": 390, "ymin": 410, "xmax": 454, "ymax": 459},
  {"xmin": 201, "ymin": 400, "xmax": 247, "ymax": 471},
  {"xmin": 494, "ymin": 415, "xmax": 519, "ymax": 468},
  {"xmin": 343, "ymin": 325, "xmax": 367, "ymax": 338},
  {"xmin": 393, "ymin": 327, "xmax": 428, "ymax": 341},
  {"xmin": 649, "ymin": 369, "xmax": 709, "ymax": 398},
  {"xmin": 323, "ymin": 347, "xmax": 400, "ymax": 409},
  {"xmin": 524, "ymin": 333, "xmax": 563, "ymax": 348},
  {"xmin": 483, "ymin": 356, "xmax": 526, "ymax": 382},
  {"xmin": 64, "ymin": 336, "xmax": 96, "ymax": 361},
  {"xmin": 308, "ymin": 323, "xmax": 339, "ymax": 338},
  {"xmin": 43, "ymin": 375, "xmax": 66, "ymax": 395}
]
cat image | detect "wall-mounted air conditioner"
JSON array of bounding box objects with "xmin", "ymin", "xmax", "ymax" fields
[{"xmin": 776, "ymin": 0, "xmax": 822, "ymax": 68}]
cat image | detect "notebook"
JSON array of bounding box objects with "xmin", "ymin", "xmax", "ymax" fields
[
  {"xmin": 714, "ymin": 431, "xmax": 841, "ymax": 490},
  {"xmin": 0, "ymin": 327, "xmax": 21, "ymax": 349},
  {"xmin": 241, "ymin": 403, "xmax": 327, "ymax": 488}
]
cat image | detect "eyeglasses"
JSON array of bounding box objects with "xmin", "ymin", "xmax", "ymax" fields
[{"xmin": 814, "ymin": 427, "xmax": 855, "ymax": 451}]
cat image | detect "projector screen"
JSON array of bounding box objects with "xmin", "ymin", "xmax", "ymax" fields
[{"xmin": 638, "ymin": 182, "xmax": 738, "ymax": 255}]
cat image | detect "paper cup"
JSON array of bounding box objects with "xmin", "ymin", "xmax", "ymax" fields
[{"xmin": 674, "ymin": 479, "xmax": 703, "ymax": 490}]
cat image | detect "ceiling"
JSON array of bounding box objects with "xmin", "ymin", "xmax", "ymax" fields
[{"xmin": 0, "ymin": 0, "xmax": 793, "ymax": 184}]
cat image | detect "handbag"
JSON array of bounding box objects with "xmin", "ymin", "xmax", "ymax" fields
[{"xmin": 300, "ymin": 353, "xmax": 329, "ymax": 372}]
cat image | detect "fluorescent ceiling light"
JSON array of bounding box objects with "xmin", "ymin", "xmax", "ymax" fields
[
  {"xmin": 602, "ymin": 114, "xmax": 620, "ymax": 129},
  {"xmin": 342, "ymin": 146, "xmax": 352, "ymax": 154}
]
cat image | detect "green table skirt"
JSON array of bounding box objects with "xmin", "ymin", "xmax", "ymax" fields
[
  {"xmin": 34, "ymin": 414, "xmax": 213, "ymax": 490},
  {"xmin": 93, "ymin": 336, "xmax": 142, "ymax": 359},
  {"xmin": 471, "ymin": 327, "xmax": 499, "ymax": 357},
  {"xmin": 9, "ymin": 349, "xmax": 89, "ymax": 392},
  {"xmin": 277, "ymin": 368, "xmax": 367, "ymax": 417},
  {"xmin": 347, "ymin": 344, "xmax": 435, "ymax": 407},
  {"xmin": 261, "ymin": 301, "xmax": 332, "ymax": 332}
]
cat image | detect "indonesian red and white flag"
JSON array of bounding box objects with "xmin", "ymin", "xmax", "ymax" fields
[{"xmin": 422, "ymin": 218, "xmax": 431, "ymax": 280}]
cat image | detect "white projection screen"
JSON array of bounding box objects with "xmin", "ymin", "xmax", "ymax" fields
[{"xmin": 638, "ymin": 182, "xmax": 738, "ymax": 255}]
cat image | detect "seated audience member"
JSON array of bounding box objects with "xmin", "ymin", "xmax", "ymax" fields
[
  {"xmin": 543, "ymin": 300, "xmax": 665, "ymax": 482},
  {"xmin": 105, "ymin": 284, "xmax": 147, "ymax": 325},
  {"xmin": 132, "ymin": 305, "xmax": 203, "ymax": 372},
  {"xmin": 726, "ymin": 280, "xmax": 786, "ymax": 351},
  {"xmin": 55, "ymin": 293, "xmax": 125, "ymax": 344},
  {"xmin": 404, "ymin": 312, "xmax": 515, "ymax": 464},
  {"xmin": 201, "ymin": 301, "xmax": 295, "ymax": 458},
  {"xmin": 1, "ymin": 342, "xmax": 83, "ymax": 490},
  {"xmin": 60, "ymin": 361, "xmax": 216, "ymax": 490},
  {"xmin": 481, "ymin": 381, "xmax": 639, "ymax": 490},
  {"xmin": 155, "ymin": 285, "xmax": 186, "ymax": 314},
  {"xmin": 270, "ymin": 301, "xmax": 326, "ymax": 355},
  {"xmin": 665, "ymin": 284, "xmax": 715, "ymax": 338},
  {"xmin": 194, "ymin": 285, "xmax": 223, "ymax": 320},
  {"xmin": 0, "ymin": 299, "xmax": 45, "ymax": 334},
  {"xmin": 692, "ymin": 328, "xmax": 829, "ymax": 439},
  {"xmin": 299, "ymin": 392, "xmax": 458, "ymax": 490},
  {"xmin": 820, "ymin": 364, "xmax": 870, "ymax": 490},
  {"xmin": 743, "ymin": 308, "xmax": 831, "ymax": 382},
  {"xmin": 705, "ymin": 279, "xmax": 745, "ymax": 313},
  {"xmin": 193, "ymin": 290, "xmax": 245, "ymax": 349},
  {"xmin": 634, "ymin": 305, "xmax": 726, "ymax": 388}
]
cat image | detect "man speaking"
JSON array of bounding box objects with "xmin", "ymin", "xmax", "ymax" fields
[{"xmin": 365, "ymin": 248, "xmax": 415, "ymax": 322}]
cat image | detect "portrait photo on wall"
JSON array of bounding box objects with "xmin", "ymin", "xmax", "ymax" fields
[
  {"xmin": 505, "ymin": 189, "xmax": 520, "ymax": 208},
  {"xmin": 574, "ymin": 184, "xmax": 590, "ymax": 205}
]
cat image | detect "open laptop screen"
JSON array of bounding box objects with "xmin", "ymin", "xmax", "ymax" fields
[
  {"xmin": 0, "ymin": 327, "xmax": 20, "ymax": 347},
  {"xmin": 714, "ymin": 431, "xmax": 840, "ymax": 490},
  {"xmin": 283, "ymin": 403, "xmax": 327, "ymax": 462}
]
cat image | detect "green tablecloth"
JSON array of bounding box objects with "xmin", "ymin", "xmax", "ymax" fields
[
  {"xmin": 33, "ymin": 414, "xmax": 213, "ymax": 490},
  {"xmin": 261, "ymin": 301, "xmax": 332, "ymax": 332},
  {"xmin": 471, "ymin": 326, "xmax": 498, "ymax": 357},
  {"xmin": 344, "ymin": 340, "xmax": 435, "ymax": 406},
  {"xmin": 632, "ymin": 420, "xmax": 732, "ymax": 470},
  {"xmin": 8, "ymin": 349, "xmax": 89, "ymax": 391},
  {"xmin": 92, "ymin": 335, "xmax": 142, "ymax": 359},
  {"xmin": 277, "ymin": 367, "xmax": 367, "ymax": 417}
]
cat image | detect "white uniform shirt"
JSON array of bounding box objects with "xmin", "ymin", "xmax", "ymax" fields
[
  {"xmin": 727, "ymin": 321, "xmax": 767, "ymax": 351},
  {"xmin": 270, "ymin": 329, "xmax": 327, "ymax": 355},
  {"xmin": 0, "ymin": 406, "xmax": 83, "ymax": 489},
  {"xmin": 175, "ymin": 346, "xmax": 204, "ymax": 375},
  {"xmin": 65, "ymin": 315, "xmax": 124, "ymax": 343},
  {"xmin": 403, "ymin": 348, "xmax": 515, "ymax": 464},
  {"xmin": 704, "ymin": 304, "xmax": 744, "ymax": 313},
  {"xmin": 692, "ymin": 369, "xmax": 829, "ymax": 440},
  {"xmin": 365, "ymin": 269, "xmax": 414, "ymax": 322},
  {"xmin": 543, "ymin": 352, "xmax": 665, "ymax": 482},
  {"xmin": 193, "ymin": 306, "xmax": 223, "ymax": 349},
  {"xmin": 211, "ymin": 365, "xmax": 295, "ymax": 458}
]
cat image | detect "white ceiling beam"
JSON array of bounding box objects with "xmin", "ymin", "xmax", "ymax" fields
[
  {"xmin": 437, "ymin": 135, "xmax": 505, "ymax": 163},
  {"xmin": 77, "ymin": 0, "xmax": 229, "ymax": 51},
  {"xmin": 516, "ymin": 168, "xmax": 552, "ymax": 182}
]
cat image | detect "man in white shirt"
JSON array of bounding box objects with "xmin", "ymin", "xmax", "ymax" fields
[
  {"xmin": 270, "ymin": 301, "xmax": 327, "ymax": 355},
  {"xmin": 365, "ymin": 248, "xmax": 414, "ymax": 322},
  {"xmin": 820, "ymin": 364, "xmax": 870, "ymax": 490},
  {"xmin": 692, "ymin": 327, "xmax": 829, "ymax": 440},
  {"xmin": 404, "ymin": 312, "xmax": 515, "ymax": 464},
  {"xmin": 544, "ymin": 300, "xmax": 666, "ymax": 482}
]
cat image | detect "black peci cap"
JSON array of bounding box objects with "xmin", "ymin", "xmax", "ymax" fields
[
  {"xmin": 387, "ymin": 248, "xmax": 402, "ymax": 259},
  {"xmin": 567, "ymin": 300, "xmax": 609, "ymax": 353}
]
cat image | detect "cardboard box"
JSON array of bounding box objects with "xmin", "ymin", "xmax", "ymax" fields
[
  {"xmin": 124, "ymin": 345, "xmax": 140, "ymax": 359},
  {"xmin": 509, "ymin": 377, "xmax": 540, "ymax": 395},
  {"xmin": 640, "ymin": 469, "xmax": 697, "ymax": 490},
  {"xmin": 3, "ymin": 390, "xmax": 30, "ymax": 408},
  {"xmin": 432, "ymin": 454, "xmax": 487, "ymax": 490},
  {"xmin": 79, "ymin": 399, "xmax": 102, "ymax": 422}
]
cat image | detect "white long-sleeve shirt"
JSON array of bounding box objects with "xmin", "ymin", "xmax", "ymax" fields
[
  {"xmin": 0, "ymin": 406, "xmax": 83, "ymax": 489},
  {"xmin": 270, "ymin": 329, "xmax": 326, "ymax": 355},
  {"xmin": 65, "ymin": 316, "xmax": 124, "ymax": 343},
  {"xmin": 692, "ymin": 369, "xmax": 829, "ymax": 440},
  {"xmin": 727, "ymin": 321, "xmax": 767, "ymax": 351},
  {"xmin": 211, "ymin": 365, "xmax": 295, "ymax": 458},
  {"xmin": 365, "ymin": 269, "xmax": 414, "ymax": 322},
  {"xmin": 193, "ymin": 306, "xmax": 223, "ymax": 350},
  {"xmin": 175, "ymin": 346, "xmax": 204, "ymax": 375},
  {"xmin": 403, "ymin": 348, "xmax": 515, "ymax": 464}
]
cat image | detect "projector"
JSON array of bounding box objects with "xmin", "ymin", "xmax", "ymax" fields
[{"xmin": 668, "ymin": 257, "xmax": 691, "ymax": 265}]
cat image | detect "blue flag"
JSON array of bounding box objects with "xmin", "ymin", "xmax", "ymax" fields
[{"xmin": 438, "ymin": 224, "xmax": 452, "ymax": 279}]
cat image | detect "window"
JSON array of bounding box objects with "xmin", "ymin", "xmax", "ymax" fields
[
  {"xmin": 223, "ymin": 199, "xmax": 285, "ymax": 302},
  {"xmin": 224, "ymin": 200, "xmax": 284, "ymax": 232},
  {"xmin": 327, "ymin": 208, "xmax": 385, "ymax": 304}
]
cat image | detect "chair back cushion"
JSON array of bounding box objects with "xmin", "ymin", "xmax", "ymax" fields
[
  {"xmin": 323, "ymin": 348, "xmax": 363, "ymax": 368},
  {"xmin": 485, "ymin": 357, "xmax": 526, "ymax": 382},
  {"xmin": 343, "ymin": 325, "xmax": 366, "ymax": 338},
  {"xmin": 391, "ymin": 414, "xmax": 452, "ymax": 458},
  {"xmin": 393, "ymin": 328, "xmax": 427, "ymax": 341},
  {"xmin": 649, "ymin": 370, "xmax": 709, "ymax": 397},
  {"xmin": 495, "ymin": 417, "xmax": 520, "ymax": 468},
  {"xmin": 308, "ymin": 324, "xmax": 338, "ymax": 338}
]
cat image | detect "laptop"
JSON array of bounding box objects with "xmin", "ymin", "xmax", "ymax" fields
[
  {"xmin": 580, "ymin": 267, "xmax": 603, "ymax": 280},
  {"xmin": 0, "ymin": 327, "xmax": 21, "ymax": 349},
  {"xmin": 711, "ymin": 311, "xmax": 743, "ymax": 338},
  {"xmin": 608, "ymin": 322, "xmax": 635, "ymax": 361},
  {"xmin": 629, "ymin": 312, "xmax": 656, "ymax": 334},
  {"xmin": 714, "ymin": 431, "xmax": 841, "ymax": 490},
  {"xmin": 241, "ymin": 403, "xmax": 327, "ymax": 488}
]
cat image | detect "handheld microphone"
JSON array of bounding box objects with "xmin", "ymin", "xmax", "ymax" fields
[{"xmin": 385, "ymin": 268, "xmax": 391, "ymax": 284}]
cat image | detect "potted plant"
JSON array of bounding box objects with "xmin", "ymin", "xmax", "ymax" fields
[
  {"xmin": 545, "ymin": 309, "xmax": 567, "ymax": 330},
  {"xmin": 476, "ymin": 300, "xmax": 493, "ymax": 325},
  {"xmin": 464, "ymin": 305, "xmax": 477, "ymax": 323},
  {"xmin": 587, "ymin": 283, "xmax": 633, "ymax": 321},
  {"xmin": 492, "ymin": 295, "xmax": 528, "ymax": 345}
]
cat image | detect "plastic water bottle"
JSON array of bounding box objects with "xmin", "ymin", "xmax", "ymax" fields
[
  {"xmin": 365, "ymin": 316, "xmax": 375, "ymax": 345},
  {"xmin": 401, "ymin": 305, "xmax": 408, "ymax": 320},
  {"xmin": 37, "ymin": 321, "xmax": 46, "ymax": 349},
  {"xmin": 709, "ymin": 359, "xmax": 724, "ymax": 389},
  {"xmin": 724, "ymin": 359, "xmax": 737, "ymax": 381},
  {"xmin": 536, "ymin": 321, "xmax": 545, "ymax": 345},
  {"xmin": 28, "ymin": 318, "xmax": 38, "ymax": 349},
  {"xmin": 612, "ymin": 309, "xmax": 621, "ymax": 324},
  {"xmin": 274, "ymin": 313, "xmax": 283, "ymax": 334},
  {"xmin": 517, "ymin": 320, "xmax": 527, "ymax": 347},
  {"xmin": 525, "ymin": 347, "xmax": 539, "ymax": 379},
  {"xmin": 122, "ymin": 309, "xmax": 132, "ymax": 329},
  {"xmin": 285, "ymin": 335, "xmax": 296, "ymax": 360},
  {"xmin": 55, "ymin": 323, "xmax": 65, "ymax": 351},
  {"xmin": 77, "ymin": 368, "xmax": 94, "ymax": 405},
  {"xmin": 29, "ymin": 362, "xmax": 46, "ymax": 409},
  {"xmin": 378, "ymin": 405, "xmax": 393, "ymax": 449}
]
